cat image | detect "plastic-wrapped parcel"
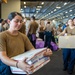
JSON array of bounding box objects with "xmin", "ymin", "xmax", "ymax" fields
[{"xmin": 10, "ymin": 48, "xmax": 50, "ymax": 74}]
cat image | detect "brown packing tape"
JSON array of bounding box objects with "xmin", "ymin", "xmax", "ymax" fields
[{"xmin": 2, "ymin": 0, "xmax": 7, "ymax": 3}]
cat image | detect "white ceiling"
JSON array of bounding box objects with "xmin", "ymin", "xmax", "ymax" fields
[{"xmin": 20, "ymin": 1, "xmax": 75, "ymax": 21}]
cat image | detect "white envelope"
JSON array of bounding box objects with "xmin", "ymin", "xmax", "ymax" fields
[{"xmin": 10, "ymin": 48, "xmax": 50, "ymax": 74}]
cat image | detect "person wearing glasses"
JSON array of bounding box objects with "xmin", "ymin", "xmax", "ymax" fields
[{"xmin": 0, "ymin": 12, "xmax": 52, "ymax": 75}]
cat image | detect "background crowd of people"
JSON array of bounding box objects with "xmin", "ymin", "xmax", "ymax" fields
[{"xmin": 0, "ymin": 12, "xmax": 75, "ymax": 75}]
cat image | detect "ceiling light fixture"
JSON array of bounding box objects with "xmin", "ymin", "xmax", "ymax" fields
[
  {"xmin": 64, "ymin": 2, "xmax": 67, "ymax": 5},
  {"xmin": 48, "ymin": 13, "xmax": 50, "ymax": 15},
  {"xmin": 51, "ymin": 11, "xmax": 53, "ymax": 13},
  {"xmin": 24, "ymin": 2, "xmax": 26, "ymax": 4},
  {"xmin": 21, "ymin": 9, "xmax": 23, "ymax": 10},
  {"xmin": 54, "ymin": 9, "xmax": 56, "ymax": 11},
  {"xmin": 24, "ymin": 6, "xmax": 26, "ymax": 8},
  {"xmin": 56, "ymin": 6, "xmax": 61, "ymax": 9},
  {"xmin": 69, "ymin": 10, "xmax": 72, "ymax": 12},
  {"xmin": 37, "ymin": 6, "xmax": 42, "ymax": 8},
  {"xmin": 66, "ymin": 15, "xmax": 68, "ymax": 17},
  {"xmin": 36, "ymin": 8, "xmax": 40, "ymax": 10},
  {"xmin": 41, "ymin": 2, "xmax": 44, "ymax": 5},
  {"xmin": 70, "ymin": 14, "xmax": 72, "ymax": 16},
  {"xmin": 65, "ymin": 11, "xmax": 68, "ymax": 13}
]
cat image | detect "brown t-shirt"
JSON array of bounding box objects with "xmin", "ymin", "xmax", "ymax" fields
[
  {"xmin": 65, "ymin": 26, "xmax": 75, "ymax": 35},
  {"xmin": 45, "ymin": 24, "xmax": 55, "ymax": 32},
  {"xmin": 0, "ymin": 31, "xmax": 34, "ymax": 57},
  {"xmin": 19, "ymin": 23, "xmax": 26, "ymax": 34},
  {"xmin": 28, "ymin": 21, "xmax": 38, "ymax": 34},
  {"xmin": 39, "ymin": 25, "xmax": 45, "ymax": 32}
]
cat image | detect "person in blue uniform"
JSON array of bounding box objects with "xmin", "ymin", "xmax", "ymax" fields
[{"xmin": 58, "ymin": 18, "xmax": 75, "ymax": 74}]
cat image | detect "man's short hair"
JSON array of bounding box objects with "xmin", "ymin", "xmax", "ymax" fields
[
  {"xmin": 73, "ymin": 17, "xmax": 75, "ymax": 20},
  {"xmin": 31, "ymin": 16, "xmax": 35, "ymax": 20}
]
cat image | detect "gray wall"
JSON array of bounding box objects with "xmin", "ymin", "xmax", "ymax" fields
[{"xmin": 1, "ymin": 0, "xmax": 20, "ymax": 19}]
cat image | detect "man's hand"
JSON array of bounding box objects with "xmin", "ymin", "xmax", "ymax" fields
[{"xmin": 43, "ymin": 48, "xmax": 53, "ymax": 57}]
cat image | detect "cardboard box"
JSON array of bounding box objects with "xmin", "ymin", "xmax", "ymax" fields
[
  {"xmin": 10, "ymin": 48, "xmax": 50, "ymax": 74},
  {"xmin": 58, "ymin": 36, "xmax": 75, "ymax": 48}
]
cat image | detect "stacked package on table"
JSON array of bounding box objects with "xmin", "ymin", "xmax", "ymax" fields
[
  {"xmin": 10, "ymin": 48, "xmax": 50, "ymax": 74},
  {"xmin": 58, "ymin": 36, "xmax": 75, "ymax": 48}
]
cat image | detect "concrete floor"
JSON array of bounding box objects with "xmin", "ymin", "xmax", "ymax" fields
[{"xmin": 32, "ymin": 50, "xmax": 75, "ymax": 75}]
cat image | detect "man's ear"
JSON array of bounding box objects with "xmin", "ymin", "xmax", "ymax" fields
[{"xmin": 7, "ymin": 19, "xmax": 10, "ymax": 24}]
